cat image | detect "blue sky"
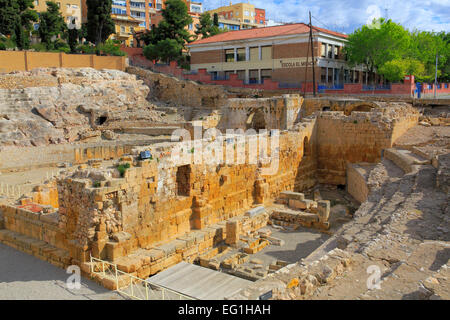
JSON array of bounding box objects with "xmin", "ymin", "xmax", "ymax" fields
[{"xmin": 199, "ymin": 0, "xmax": 450, "ymax": 34}]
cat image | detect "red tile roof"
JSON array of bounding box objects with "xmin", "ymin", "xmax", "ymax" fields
[{"xmin": 189, "ymin": 23, "xmax": 347, "ymax": 46}]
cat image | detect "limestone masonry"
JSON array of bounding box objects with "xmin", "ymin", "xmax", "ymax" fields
[{"xmin": 0, "ymin": 67, "xmax": 448, "ymax": 300}]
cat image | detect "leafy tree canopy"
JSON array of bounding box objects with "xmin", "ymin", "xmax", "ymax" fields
[
  {"xmin": 86, "ymin": 0, "xmax": 115, "ymax": 46},
  {"xmin": 142, "ymin": 0, "xmax": 193, "ymax": 65},
  {"xmin": 0, "ymin": 0, "xmax": 38, "ymax": 49},
  {"xmin": 345, "ymin": 18, "xmax": 450, "ymax": 82},
  {"xmin": 195, "ymin": 13, "xmax": 222, "ymax": 39},
  {"xmin": 39, "ymin": 1, "xmax": 67, "ymax": 49}
]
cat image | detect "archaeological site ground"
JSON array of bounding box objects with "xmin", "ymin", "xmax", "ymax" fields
[{"xmin": 0, "ymin": 66, "xmax": 448, "ymax": 301}]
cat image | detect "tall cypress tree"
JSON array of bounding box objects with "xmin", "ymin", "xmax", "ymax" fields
[
  {"xmin": 39, "ymin": 1, "xmax": 67, "ymax": 49},
  {"xmin": 86, "ymin": 0, "xmax": 115, "ymax": 46}
]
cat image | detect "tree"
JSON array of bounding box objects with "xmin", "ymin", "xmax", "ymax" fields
[
  {"xmin": 195, "ymin": 13, "xmax": 222, "ymax": 39},
  {"xmin": 0, "ymin": 0, "xmax": 38, "ymax": 49},
  {"xmin": 409, "ymin": 30, "xmax": 449, "ymax": 82},
  {"xmin": 213, "ymin": 13, "xmax": 219, "ymax": 28},
  {"xmin": 39, "ymin": 1, "xmax": 67, "ymax": 49},
  {"xmin": 0, "ymin": 0, "xmax": 19, "ymax": 37},
  {"xmin": 379, "ymin": 58, "xmax": 425, "ymax": 82},
  {"xmin": 86, "ymin": 0, "xmax": 115, "ymax": 46},
  {"xmin": 345, "ymin": 19, "xmax": 410, "ymax": 83},
  {"xmin": 142, "ymin": 0, "xmax": 193, "ymax": 64},
  {"xmin": 78, "ymin": 23, "xmax": 88, "ymax": 43},
  {"xmin": 143, "ymin": 38, "xmax": 182, "ymax": 63},
  {"xmin": 68, "ymin": 18, "xmax": 79, "ymax": 53}
]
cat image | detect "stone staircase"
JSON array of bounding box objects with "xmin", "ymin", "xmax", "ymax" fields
[
  {"xmin": 384, "ymin": 148, "xmax": 430, "ymax": 173},
  {"xmin": 0, "ymin": 229, "xmax": 71, "ymax": 269}
]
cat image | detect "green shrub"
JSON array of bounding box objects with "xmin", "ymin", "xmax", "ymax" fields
[
  {"xmin": 31, "ymin": 43, "xmax": 47, "ymax": 52},
  {"xmin": 0, "ymin": 42, "xmax": 5, "ymax": 51},
  {"xmin": 0, "ymin": 37, "xmax": 16, "ymax": 49},
  {"xmin": 93, "ymin": 181, "xmax": 101, "ymax": 188},
  {"xmin": 117, "ymin": 163, "xmax": 131, "ymax": 177},
  {"xmin": 77, "ymin": 44, "xmax": 96, "ymax": 54},
  {"xmin": 98, "ymin": 40, "xmax": 126, "ymax": 56},
  {"xmin": 53, "ymin": 40, "xmax": 70, "ymax": 53}
]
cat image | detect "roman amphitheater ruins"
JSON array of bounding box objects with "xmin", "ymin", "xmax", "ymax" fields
[{"xmin": 0, "ymin": 66, "xmax": 448, "ymax": 300}]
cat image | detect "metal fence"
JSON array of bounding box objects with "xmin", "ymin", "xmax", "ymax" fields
[
  {"xmin": 90, "ymin": 255, "xmax": 197, "ymax": 300},
  {"xmin": 362, "ymin": 84, "xmax": 391, "ymax": 91},
  {"xmin": 278, "ymin": 82, "xmax": 302, "ymax": 89}
]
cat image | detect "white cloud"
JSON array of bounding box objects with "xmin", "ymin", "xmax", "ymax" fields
[{"xmin": 199, "ymin": 0, "xmax": 450, "ymax": 33}]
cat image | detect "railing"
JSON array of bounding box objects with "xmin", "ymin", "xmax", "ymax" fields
[
  {"xmin": 245, "ymin": 79, "xmax": 264, "ymax": 85},
  {"xmin": 89, "ymin": 255, "xmax": 197, "ymax": 300},
  {"xmin": 0, "ymin": 183, "xmax": 22, "ymax": 198},
  {"xmin": 211, "ymin": 74, "xmax": 229, "ymax": 81},
  {"xmin": 362, "ymin": 84, "xmax": 391, "ymax": 91},
  {"xmin": 278, "ymin": 82, "xmax": 301, "ymax": 89}
]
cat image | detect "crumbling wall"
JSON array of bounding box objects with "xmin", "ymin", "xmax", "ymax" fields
[
  {"xmin": 316, "ymin": 105, "xmax": 419, "ymax": 185},
  {"xmin": 56, "ymin": 123, "xmax": 317, "ymax": 262},
  {"xmin": 218, "ymin": 95, "xmax": 303, "ymax": 131},
  {"xmin": 302, "ymin": 98, "xmax": 381, "ymax": 117},
  {"xmin": 126, "ymin": 66, "xmax": 228, "ymax": 109}
]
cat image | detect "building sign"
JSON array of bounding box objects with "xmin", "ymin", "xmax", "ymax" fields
[{"xmin": 278, "ymin": 58, "xmax": 319, "ymax": 68}]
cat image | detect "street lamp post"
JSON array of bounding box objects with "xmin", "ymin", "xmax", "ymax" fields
[{"xmin": 434, "ymin": 53, "xmax": 439, "ymax": 99}]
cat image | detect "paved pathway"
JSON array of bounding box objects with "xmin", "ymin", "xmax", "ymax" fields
[{"xmin": 0, "ymin": 244, "xmax": 125, "ymax": 300}]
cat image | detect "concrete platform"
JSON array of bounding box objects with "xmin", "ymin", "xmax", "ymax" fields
[{"xmin": 147, "ymin": 261, "xmax": 252, "ymax": 300}]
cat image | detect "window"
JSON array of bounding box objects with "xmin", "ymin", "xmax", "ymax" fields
[
  {"xmin": 249, "ymin": 47, "xmax": 258, "ymax": 61},
  {"xmin": 249, "ymin": 69, "xmax": 259, "ymax": 83},
  {"xmin": 236, "ymin": 48, "xmax": 246, "ymax": 61},
  {"xmin": 225, "ymin": 49, "xmax": 234, "ymax": 62},
  {"xmin": 188, "ymin": 23, "xmax": 193, "ymax": 30},
  {"xmin": 261, "ymin": 69, "xmax": 272, "ymax": 81},
  {"xmin": 321, "ymin": 67, "xmax": 327, "ymax": 83},
  {"xmin": 244, "ymin": 10, "xmax": 249, "ymax": 16},
  {"xmin": 261, "ymin": 46, "xmax": 272, "ymax": 60},
  {"xmin": 321, "ymin": 43, "xmax": 326, "ymax": 57},
  {"xmin": 237, "ymin": 70, "xmax": 245, "ymax": 80},
  {"xmin": 327, "ymin": 45, "xmax": 333, "ymax": 59},
  {"xmin": 334, "ymin": 46, "xmax": 339, "ymax": 59}
]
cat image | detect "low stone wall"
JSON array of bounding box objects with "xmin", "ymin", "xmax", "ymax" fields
[
  {"xmin": 0, "ymin": 204, "xmax": 68, "ymax": 251},
  {"xmin": 346, "ymin": 163, "xmax": 373, "ymax": 204},
  {"xmin": 0, "ymin": 139, "xmax": 159, "ymax": 172}
]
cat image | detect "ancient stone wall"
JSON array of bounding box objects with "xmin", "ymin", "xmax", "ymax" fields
[
  {"xmin": 55, "ymin": 123, "xmax": 317, "ymax": 263},
  {"xmin": 346, "ymin": 163, "xmax": 373, "ymax": 204},
  {"xmin": 218, "ymin": 95, "xmax": 303, "ymax": 131},
  {"xmin": 316, "ymin": 106, "xmax": 419, "ymax": 185}
]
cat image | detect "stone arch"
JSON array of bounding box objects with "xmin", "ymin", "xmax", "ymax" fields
[
  {"xmin": 345, "ymin": 102, "xmax": 379, "ymax": 115},
  {"xmin": 246, "ymin": 108, "xmax": 266, "ymax": 131}
]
